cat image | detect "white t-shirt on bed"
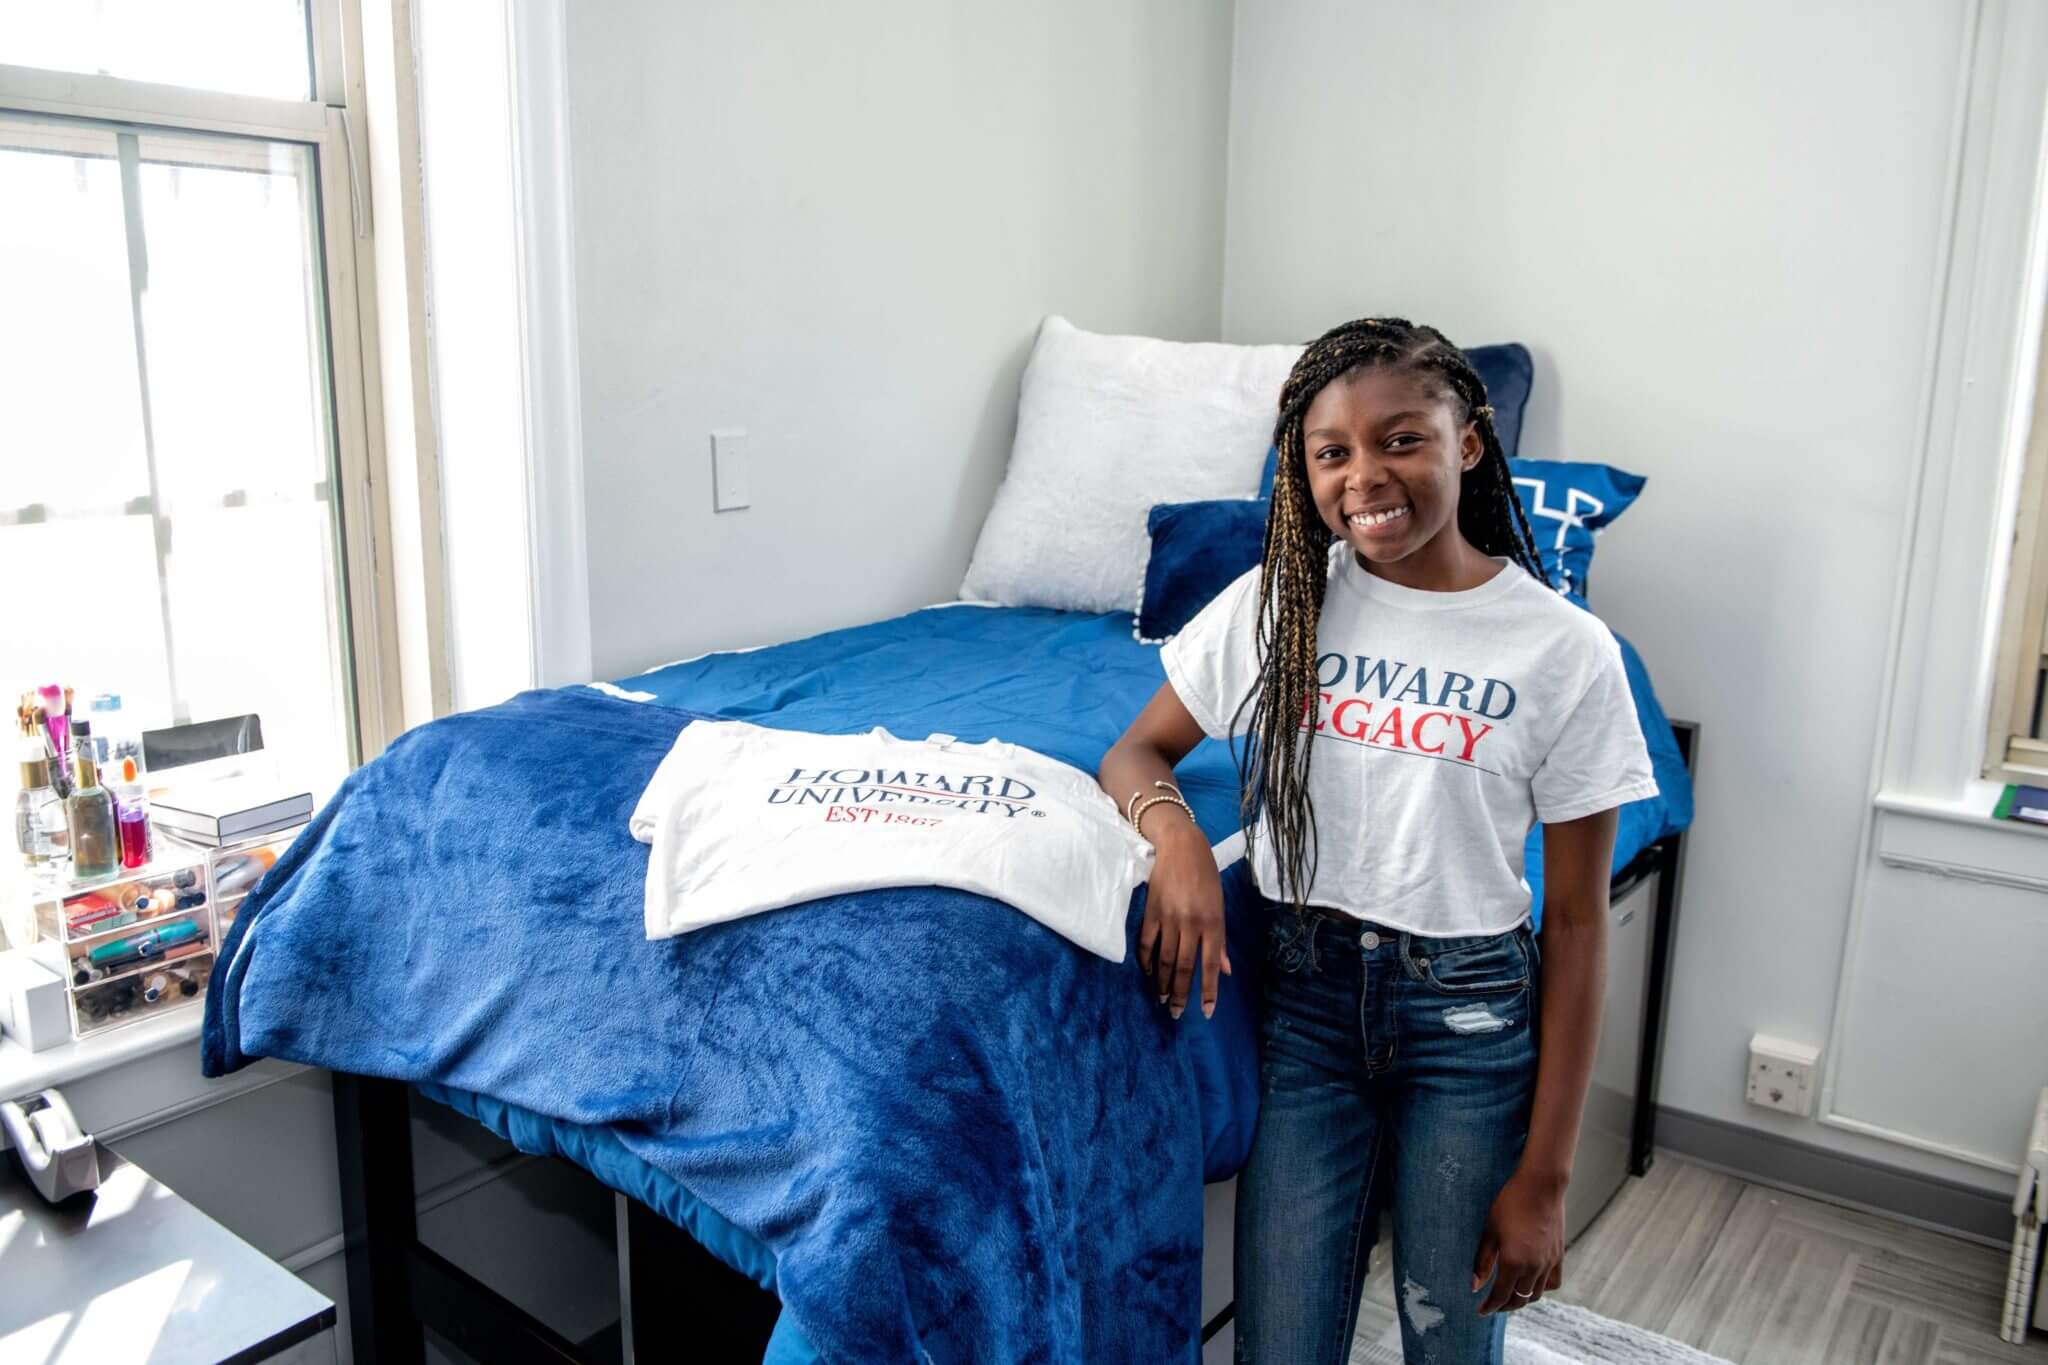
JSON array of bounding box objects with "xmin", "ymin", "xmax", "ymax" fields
[
  {"xmin": 1160, "ymin": 552, "xmax": 1657, "ymax": 937},
  {"xmin": 631, "ymin": 720, "xmax": 1154, "ymax": 961}
]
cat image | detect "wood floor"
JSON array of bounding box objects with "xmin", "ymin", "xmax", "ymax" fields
[{"xmin": 1348, "ymin": 1154, "xmax": 2046, "ymax": 1364}]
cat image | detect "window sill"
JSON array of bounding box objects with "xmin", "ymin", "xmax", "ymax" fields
[
  {"xmin": 1873, "ymin": 781, "xmax": 2048, "ymax": 893},
  {"xmin": 0, "ymin": 1009, "xmax": 303, "ymax": 1149},
  {"xmin": 0, "ymin": 1008, "xmax": 202, "ymax": 1098},
  {"xmin": 1873, "ymin": 780, "xmax": 2048, "ymax": 837}
]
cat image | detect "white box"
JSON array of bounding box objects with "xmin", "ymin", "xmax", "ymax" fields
[{"xmin": 0, "ymin": 949, "xmax": 70, "ymax": 1053}]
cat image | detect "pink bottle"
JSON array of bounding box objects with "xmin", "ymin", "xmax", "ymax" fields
[{"xmin": 115, "ymin": 757, "xmax": 153, "ymax": 870}]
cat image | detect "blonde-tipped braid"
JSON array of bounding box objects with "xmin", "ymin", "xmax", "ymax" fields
[{"xmin": 1228, "ymin": 318, "xmax": 1546, "ymax": 909}]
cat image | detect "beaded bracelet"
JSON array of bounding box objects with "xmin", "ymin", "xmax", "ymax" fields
[
  {"xmin": 1126, "ymin": 781, "xmax": 1188, "ymax": 827},
  {"xmin": 1131, "ymin": 781, "xmax": 1197, "ymax": 839},
  {"xmin": 1127, "ymin": 780, "xmax": 1182, "ymax": 826}
]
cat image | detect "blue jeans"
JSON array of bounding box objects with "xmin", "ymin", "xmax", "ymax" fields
[{"xmin": 1234, "ymin": 907, "xmax": 1540, "ymax": 1365}]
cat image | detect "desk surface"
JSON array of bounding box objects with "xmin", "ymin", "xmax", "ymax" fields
[{"xmin": 0, "ymin": 1153, "xmax": 334, "ymax": 1364}]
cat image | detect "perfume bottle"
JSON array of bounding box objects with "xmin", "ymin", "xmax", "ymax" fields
[
  {"xmin": 14, "ymin": 756, "xmax": 57, "ymax": 867},
  {"xmin": 67, "ymin": 750, "xmax": 119, "ymax": 880}
]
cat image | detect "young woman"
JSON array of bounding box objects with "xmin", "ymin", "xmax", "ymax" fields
[{"xmin": 1100, "ymin": 318, "xmax": 1657, "ymax": 1363}]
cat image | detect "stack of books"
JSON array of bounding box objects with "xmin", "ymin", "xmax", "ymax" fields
[{"xmin": 154, "ymin": 777, "xmax": 313, "ymax": 848}]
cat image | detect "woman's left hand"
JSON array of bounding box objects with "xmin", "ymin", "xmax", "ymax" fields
[{"xmin": 1471, "ymin": 1167, "xmax": 1567, "ymax": 1315}]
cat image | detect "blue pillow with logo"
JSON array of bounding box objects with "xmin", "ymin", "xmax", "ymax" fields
[
  {"xmin": 1505, "ymin": 459, "xmax": 1645, "ymax": 601},
  {"xmin": 1259, "ymin": 341, "xmax": 1535, "ymax": 497},
  {"xmin": 1137, "ymin": 498, "xmax": 1268, "ymax": 640}
]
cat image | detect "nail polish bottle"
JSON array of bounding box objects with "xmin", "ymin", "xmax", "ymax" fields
[{"xmin": 115, "ymin": 757, "xmax": 153, "ymax": 870}]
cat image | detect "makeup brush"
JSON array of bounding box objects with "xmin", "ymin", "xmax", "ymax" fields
[
  {"xmin": 36, "ymin": 689, "xmax": 75, "ymax": 798},
  {"xmin": 38, "ymin": 685, "xmax": 68, "ymax": 761}
]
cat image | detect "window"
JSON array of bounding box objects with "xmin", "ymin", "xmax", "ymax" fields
[
  {"xmin": 0, "ymin": 3, "xmax": 396, "ymax": 815},
  {"xmin": 3, "ymin": 1, "xmax": 314, "ymax": 101},
  {"xmin": 1986, "ymin": 289, "xmax": 2048, "ymax": 782}
]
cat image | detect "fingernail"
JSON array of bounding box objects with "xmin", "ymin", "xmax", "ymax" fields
[
  {"xmin": 1202, "ymin": 1002, "xmax": 1214, "ymax": 1018},
  {"xmin": 1158, "ymin": 993, "xmax": 1168, "ymax": 1005},
  {"xmin": 1170, "ymin": 1005, "xmax": 1183, "ymax": 1019}
]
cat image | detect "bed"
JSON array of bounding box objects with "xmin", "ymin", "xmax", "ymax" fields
[{"xmin": 204, "ymin": 597, "xmax": 1693, "ymax": 1365}]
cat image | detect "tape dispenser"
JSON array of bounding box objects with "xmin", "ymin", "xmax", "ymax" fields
[{"xmin": 1, "ymin": 1088, "xmax": 102, "ymax": 1204}]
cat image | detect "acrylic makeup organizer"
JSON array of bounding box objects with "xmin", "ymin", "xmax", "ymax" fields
[
  {"xmin": 22, "ymin": 844, "xmax": 220, "ymax": 1040},
  {"xmin": 204, "ymin": 823, "xmax": 304, "ymax": 936}
]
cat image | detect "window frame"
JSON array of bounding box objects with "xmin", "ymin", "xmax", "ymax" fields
[
  {"xmin": 0, "ymin": 0, "xmax": 411, "ymax": 762},
  {"xmin": 1985, "ymin": 276, "xmax": 2048, "ymax": 784}
]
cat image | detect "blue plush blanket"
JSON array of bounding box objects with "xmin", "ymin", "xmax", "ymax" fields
[
  {"xmin": 203, "ymin": 689, "xmax": 1259, "ymax": 1363},
  {"xmin": 203, "ymin": 603, "xmax": 1690, "ymax": 1363}
]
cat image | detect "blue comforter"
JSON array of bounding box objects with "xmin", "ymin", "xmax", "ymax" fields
[{"xmin": 204, "ymin": 603, "xmax": 1690, "ymax": 1364}]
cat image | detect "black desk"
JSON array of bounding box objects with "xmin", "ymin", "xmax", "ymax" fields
[{"xmin": 0, "ymin": 1153, "xmax": 336, "ymax": 1364}]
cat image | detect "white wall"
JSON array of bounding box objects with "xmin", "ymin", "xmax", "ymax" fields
[
  {"xmin": 1222, "ymin": 0, "xmax": 2033, "ymax": 1191},
  {"xmin": 567, "ymin": 0, "xmax": 1237, "ymax": 678}
]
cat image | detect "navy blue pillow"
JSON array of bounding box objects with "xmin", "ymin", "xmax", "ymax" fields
[
  {"xmin": 1506, "ymin": 459, "xmax": 1645, "ymax": 601},
  {"xmin": 1468, "ymin": 341, "xmax": 1535, "ymax": 460},
  {"xmin": 1259, "ymin": 341, "xmax": 1535, "ymax": 497},
  {"xmin": 1137, "ymin": 498, "xmax": 1268, "ymax": 640}
]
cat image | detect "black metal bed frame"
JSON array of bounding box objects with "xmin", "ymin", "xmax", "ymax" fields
[{"xmin": 331, "ymin": 721, "xmax": 1699, "ymax": 1364}]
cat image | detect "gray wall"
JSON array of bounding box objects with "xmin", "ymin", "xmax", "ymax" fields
[
  {"xmin": 1219, "ymin": 0, "xmax": 2033, "ymax": 1191},
  {"xmin": 568, "ymin": 0, "xmax": 1238, "ymax": 678}
]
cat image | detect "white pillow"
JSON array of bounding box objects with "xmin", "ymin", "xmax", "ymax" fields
[{"xmin": 961, "ymin": 316, "xmax": 1303, "ymax": 613}]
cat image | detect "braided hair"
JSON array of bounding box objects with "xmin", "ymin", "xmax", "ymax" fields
[{"xmin": 1230, "ymin": 317, "xmax": 1546, "ymax": 908}]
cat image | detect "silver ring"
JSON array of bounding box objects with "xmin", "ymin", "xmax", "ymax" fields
[{"xmin": 1513, "ymin": 1290, "xmax": 1535, "ymax": 1299}]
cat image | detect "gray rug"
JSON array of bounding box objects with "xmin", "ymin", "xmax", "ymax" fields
[{"xmin": 1350, "ymin": 1298, "xmax": 1737, "ymax": 1365}]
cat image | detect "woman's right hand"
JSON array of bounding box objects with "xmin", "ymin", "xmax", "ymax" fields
[
  {"xmin": 1098, "ymin": 681, "xmax": 1229, "ymax": 1020},
  {"xmin": 1139, "ymin": 822, "xmax": 1232, "ymax": 1020}
]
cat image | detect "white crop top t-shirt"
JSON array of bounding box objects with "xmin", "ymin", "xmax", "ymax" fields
[{"xmin": 1160, "ymin": 553, "xmax": 1657, "ymax": 937}]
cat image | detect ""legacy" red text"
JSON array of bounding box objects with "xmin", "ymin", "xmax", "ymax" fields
[{"xmin": 1300, "ymin": 693, "xmax": 1494, "ymax": 763}]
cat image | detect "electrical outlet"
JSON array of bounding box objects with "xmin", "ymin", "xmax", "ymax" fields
[{"xmin": 1745, "ymin": 1033, "xmax": 1820, "ymax": 1117}]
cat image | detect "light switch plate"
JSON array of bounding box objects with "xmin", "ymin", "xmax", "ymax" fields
[{"xmin": 711, "ymin": 431, "xmax": 749, "ymax": 512}]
